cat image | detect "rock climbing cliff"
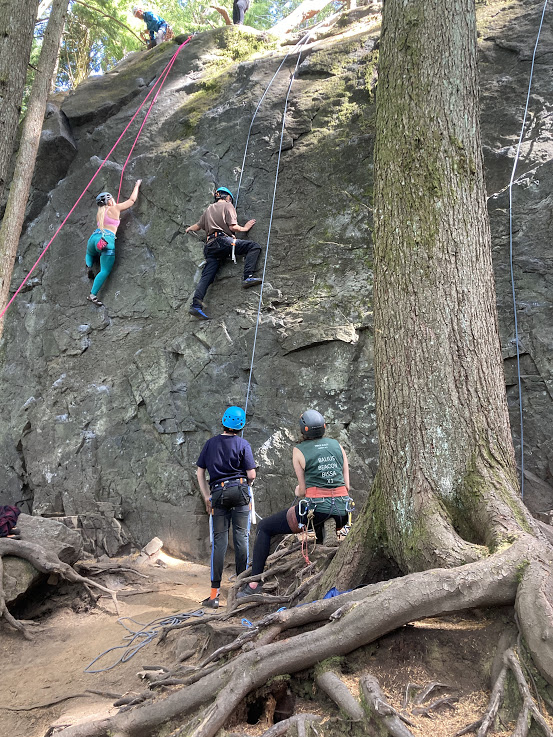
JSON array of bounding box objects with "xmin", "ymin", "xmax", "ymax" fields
[{"xmin": 0, "ymin": 1, "xmax": 552, "ymax": 559}]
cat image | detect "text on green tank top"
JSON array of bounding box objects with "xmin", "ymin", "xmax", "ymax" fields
[{"xmin": 296, "ymin": 437, "xmax": 345, "ymax": 489}]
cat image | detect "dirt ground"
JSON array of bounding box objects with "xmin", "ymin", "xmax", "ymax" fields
[{"xmin": 1, "ymin": 550, "xmax": 552, "ymax": 737}]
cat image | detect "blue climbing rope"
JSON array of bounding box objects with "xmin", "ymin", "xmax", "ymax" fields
[
  {"xmin": 84, "ymin": 609, "xmax": 204, "ymax": 673},
  {"xmin": 508, "ymin": 0, "xmax": 549, "ymax": 498}
]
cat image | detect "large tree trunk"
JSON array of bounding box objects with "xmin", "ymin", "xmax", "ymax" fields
[
  {"xmin": 0, "ymin": 0, "xmax": 68, "ymax": 339},
  {"xmin": 317, "ymin": 0, "xmax": 540, "ymax": 596},
  {"xmin": 0, "ymin": 0, "xmax": 38, "ymax": 204}
]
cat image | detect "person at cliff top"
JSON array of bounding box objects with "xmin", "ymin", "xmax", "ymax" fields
[
  {"xmin": 132, "ymin": 7, "xmax": 168, "ymax": 48},
  {"xmin": 196, "ymin": 406, "xmax": 257, "ymax": 609},
  {"xmin": 233, "ymin": 0, "xmax": 250, "ymax": 24},
  {"xmin": 185, "ymin": 187, "xmax": 263, "ymax": 320},
  {"xmin": 237, "ymin": 409, "xmax": 351, "ymax": 599},
  {"xmin": 85, "ymin": 181, "xmax": 141, "ymax": 306}
]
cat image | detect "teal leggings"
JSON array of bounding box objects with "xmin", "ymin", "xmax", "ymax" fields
[{"xmin": 86, "ymin": 230, "xmax": 116, "ymax": 296}]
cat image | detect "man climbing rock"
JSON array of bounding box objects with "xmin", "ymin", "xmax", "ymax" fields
[
  {"xmin": 186, "ymin": 187, "xmax": 262, "ymax": 320},
  {"xmin": 233, "ymin": 0, "xmax": 250, "ymax": 24},
  {"xmin": 196, "ymin": 406, "xmax": 257, "ymax": 608},
  {"xmin": 133, "ymin": 6, "xmax": 168, "ymax": 48}
]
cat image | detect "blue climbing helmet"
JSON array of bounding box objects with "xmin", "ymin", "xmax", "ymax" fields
[
  {"xmin": 299, "ymin": 409, "xmax": 326, "ymax": 439},
  {"xmin": 214, "ymin": 187, "xmax": 234, "ymax": 204},
  {"xmin": 222, "ymin": 406, "xmax": 246, "ymax": 430},
  {"xmin": 96, "ymin": 192, "xmax": 113, "ymax": 207}
]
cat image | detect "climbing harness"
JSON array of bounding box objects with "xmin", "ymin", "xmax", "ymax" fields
[
  {"xmin": 346, "ymin": 497, "xmax": 355, "ymax": 526},
  {"xmin": 508, "ymin": 0, "xmax": 548, "ymax": 499},
  {"xmin": 0, "ymin": 35, "xmax": 194, "ymax": 323},
  {"xmin": 84, "ymin": 608, "xmax": 204, "ymax": 673}
]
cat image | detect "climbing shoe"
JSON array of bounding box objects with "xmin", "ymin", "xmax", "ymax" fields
[
  {"xmin": 236, "ymin": 583, "xmax": 263, "ymax": 599},
  {"xmin": 322, "ymin": 518, "xmax": 338, "ymax": 547},
  {"xmin": 189, "ymin": 304, "xmax": 210, "ymax": 320},
  {"xmin": 201, "ymin": 596, "xmax": 219, "ymax": 609},
  {"xmin": 87, "ymin": 268, "xmax": 95, "ymax": 280},
  {"xmin": 242, "ymin": 277, "xmax": 263, "ymax": 289}
]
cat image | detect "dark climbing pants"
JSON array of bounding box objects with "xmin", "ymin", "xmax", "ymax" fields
[
  {"xmin": 250, "ymin": 507, "xmax": 348, "ymax": 577},
  {"xmin": 210, "ymin": 504, "xmax": 251, "ymax": 588},
  {"xmin": 233, "ymin": 0, "xmax": 250, "ymax": 24},
  {"xmin": 192, "ymin": 236, "xmax": 261, "ymax": 305}
]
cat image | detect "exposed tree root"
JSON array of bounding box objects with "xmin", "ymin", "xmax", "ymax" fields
[
  {"xmin": 455, "ymin": 644, "xmax": 553, "ymax": 737},
  {"xmin": 0, "ymin": 689, "xmax": 121, "ymax": 712},
  {"xmin": 315, "ymin": 668, "xmax": 364, "ymax": 720},
  {"xmin": 53, "ymin": 536, "xmax": 545, "ymax": 737},
  {"xmin": 411, "ymin": 695, "xmax": 458, "ymax": 716},
  {"xmin": 257, "ymin": 713, "xmax": 323, "ymax": 736},
  {"xmin": 0, "ymin": 538, "xmax": 122, "ymax": 635},
  {"xmin": 360, "ymin": 674, "xmax": 416, "ymax": 737}
]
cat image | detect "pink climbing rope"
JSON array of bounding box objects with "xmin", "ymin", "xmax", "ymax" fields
[
  {"xmin": 116, "ymin": 39, "xmax": 188, "ymax": 202},
  {"xmin": 0, "ymin": 36, "xmax": 193, "ymax": 322}
]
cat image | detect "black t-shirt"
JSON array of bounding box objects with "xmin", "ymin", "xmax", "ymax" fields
[{"xmin": 197, "ymin": 434, "xmax": 255, "ymax": 486}]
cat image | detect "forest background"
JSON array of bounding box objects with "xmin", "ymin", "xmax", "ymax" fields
[{"xmin": 30, "ymin": 0, "xmax": 331, "ymax": 96}]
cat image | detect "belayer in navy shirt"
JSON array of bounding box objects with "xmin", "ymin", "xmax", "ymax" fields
[{"xmin": 196, "ymin": 406, "xmax": 256, "ymax": 608}]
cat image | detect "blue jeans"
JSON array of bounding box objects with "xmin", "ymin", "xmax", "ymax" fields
[
  {"xmin": 210, "ymin": 504, "xmax": 251, "ymax": 588},
  {"xmin": 86, "ymin": 230, "xmax": 115, "ymax": 296}
]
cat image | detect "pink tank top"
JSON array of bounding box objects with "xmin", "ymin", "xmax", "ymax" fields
[{"xmin": 100, "ymin": 210, "xmax": 120, "ymax": 229}]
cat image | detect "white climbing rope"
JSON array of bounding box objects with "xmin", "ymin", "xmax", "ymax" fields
[
  {"xmin": 235, "ymin": 31, "xmax": 313, "ymax": 208},
  {"xmin": 508, "ymin": 0, "xmax": 549, "ymax": 498},
  {"xmin": 243, "ymin": 34, "xmax": 313, "ymax": 417}
]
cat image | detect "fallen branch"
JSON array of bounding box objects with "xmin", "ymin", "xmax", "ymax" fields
[
  {"xmin": 0, "ymin": 538, "xmax": 121, "ymax": 635},
  {"xmin": 210, "ymin": 5, "xmax": 232, "ymax": 24}
]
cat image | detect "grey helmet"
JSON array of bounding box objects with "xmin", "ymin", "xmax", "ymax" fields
[
  {"xmin": 299, "ymin": 409, "xmax": 326, "ymax": 439},
  {"xmin": 96, "ymin": 192, "xmax": 113, "ymax": 207}
]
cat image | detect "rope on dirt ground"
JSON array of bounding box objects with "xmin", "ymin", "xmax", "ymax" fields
[
  {"xmin": 508, "ymin": 0, "xmax": 549, "ymax": 498},
  {"xmin": 84, "ymin": 608, "xmax": 204, "ymax": 673}
]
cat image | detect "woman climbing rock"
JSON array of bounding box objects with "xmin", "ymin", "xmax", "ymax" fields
[{"xmin": 86, "ymin": 180, "xmax": 141, "ymax": 306}]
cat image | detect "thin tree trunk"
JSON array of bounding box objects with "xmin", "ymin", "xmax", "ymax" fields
[
  {"xmin": 0, "ymin": 0, "xmax": 68, "ymax": 339},
  {"xmin": 0, "ymin": 0, "xmax": 37, "ymax": 203},
  {"xmin": 269, "ymin": 0, "xmax": 335, "ymax": 35},
  {"xmin": 37, "ymin": 0, "xmax": 53, "ymax": 19}
]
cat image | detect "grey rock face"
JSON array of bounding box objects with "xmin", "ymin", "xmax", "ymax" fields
[{"xmin": 0, "ymin": 7, "xmax": 552, "ymax": 560}]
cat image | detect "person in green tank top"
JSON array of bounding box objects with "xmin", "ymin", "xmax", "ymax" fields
[
  {"xmin": 237, "ymin": 409, "xmax": 352, "ymax": 599},
  {"xmin": 293, "ymin": 409, "xmax": 350, "ymax": 523}
]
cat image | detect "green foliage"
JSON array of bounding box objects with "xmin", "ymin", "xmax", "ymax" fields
[
  {"xmin": 57, "ymin": 1, "xmax": 142, "ymax": 89},
  {"xmin": 26, "ymin": 0, "xmax": 347, "ymax": 101}
]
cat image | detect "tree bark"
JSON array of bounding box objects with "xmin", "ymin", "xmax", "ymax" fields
[
  {"xmin": 0, "ymin": 0, "xmax": 38, "ymax": 204},
  {"xmin": 0, "ymin": 0, "xmax": 68, "ymax": 339},
  {"xmin": 321, "ymin": 0, "xmax": 541, "ymax": 592}
]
